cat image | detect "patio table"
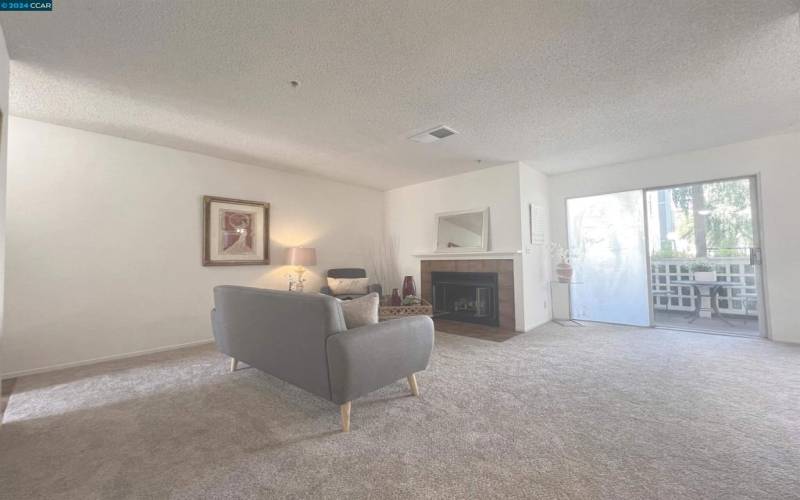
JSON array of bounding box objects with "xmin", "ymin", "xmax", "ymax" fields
[{"xmin": 670, "ymin": 280, "xmax": 737, "ymax": 325}]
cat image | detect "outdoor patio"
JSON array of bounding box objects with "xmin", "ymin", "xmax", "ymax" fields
[
  {"xmin": 651, "ymin": 257, "xmax": 760, "ymax": 336},
  {"xmin": 654, "ymin": 309, "xmax": 759, "ymax": 336}
]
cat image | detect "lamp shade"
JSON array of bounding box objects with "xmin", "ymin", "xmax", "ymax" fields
[{"xmin": 286, "ymin": 247, "xmax": 317, "ymax": 266}]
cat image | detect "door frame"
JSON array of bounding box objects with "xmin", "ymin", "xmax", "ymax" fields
[{"xmin": 642, "ymin": 190, "xmax": 656, "ymax": 328}]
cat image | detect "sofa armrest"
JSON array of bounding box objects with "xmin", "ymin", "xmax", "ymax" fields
[
  {"xmin": 326, "ymin": 316, "xmax": 434, "ymax": 404},
  {"xmin": 367, "ymin": 283, "xmax": 383, "ymax": 297}
]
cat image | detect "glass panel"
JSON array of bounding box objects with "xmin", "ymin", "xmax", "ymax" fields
[
  {"xmin": 567, "ymin": 190, "xmax": 650, "ymax": 326},
  {"xmin": 646, "ymin": 177, "xmax": 761, "ymax": 336}
]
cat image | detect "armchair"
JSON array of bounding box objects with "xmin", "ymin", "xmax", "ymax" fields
[
  {"xmin": 211, "ymin": 286, "xmax": 433, "ymax": 432},
  {"xmin": 319, "ymin": 268, "xmax": 382, "ymax": 299}
]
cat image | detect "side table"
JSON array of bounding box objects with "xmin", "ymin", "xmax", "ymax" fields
[{"xmin": 549, "ymin": 281, "xmax": 583, "ymax": 327}]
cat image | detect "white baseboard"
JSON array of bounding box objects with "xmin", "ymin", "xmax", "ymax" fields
[
  {"xmin": 1, "ymin": 338, "xmax": 215, "ymax": 380},
  {"xmin": 524, "ymin": 316, "xmax": 553, "ymax": 332}
]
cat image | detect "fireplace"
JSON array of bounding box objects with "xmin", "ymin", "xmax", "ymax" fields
[
  {"xmin": 421, "ymin": 259, "xmax": 515, "ymax": 330},
  {"xmin": 431, "ymin": 271, "xmax": 499, "ymax": 326}
]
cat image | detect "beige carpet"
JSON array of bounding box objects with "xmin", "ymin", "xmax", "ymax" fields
[{"xmin": 1, "ymin": 323, "xmax": 799, "ymax": 499}]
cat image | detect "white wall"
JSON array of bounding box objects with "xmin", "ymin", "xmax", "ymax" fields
[
  {"xmin": 548, "ymin": 132, "xmax": 800, "ymax": 344},
  {"xmin": 1, "ymin": 117, "xmax": 384, "ymax": 377},
  {"xmin": 386, "ymin": 162, "xmax": 552, "ymax": 331},
  {"xmin": 0, "ymin": 26, "xmax": 9, "ymax": 377},
  {"xmin": 518, "ymin": 163, "xmax": 551, "ymax": 330},
  {"xmin": 386, "ymin": 162, "xmax": 523, "ymax": 277}
]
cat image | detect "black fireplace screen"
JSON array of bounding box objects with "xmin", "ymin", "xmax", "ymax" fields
[{"xmin": 431, "ymin": 271, "xmax": 499, "ymax": 326}]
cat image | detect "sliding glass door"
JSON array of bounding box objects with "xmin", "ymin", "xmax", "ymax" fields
[
  {"xmin": 567, "ymin": 190, "xmax": 651, "ymax": 326},
  {"xmin": 564, "ymin": 177, "xmax": 766, "ymax": 336},
  {"xmin": 645, "ymin": 177, "xmax": 764, "ymax": 336}
]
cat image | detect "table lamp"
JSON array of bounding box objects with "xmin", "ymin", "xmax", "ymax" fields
[{"xmin": 286, "ymin": 247, "xmax": 317, "ymax": 292}]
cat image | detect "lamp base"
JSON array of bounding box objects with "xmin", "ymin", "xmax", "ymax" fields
[{"xmin": 294, "ymin": 267, "xmax": 306, "ymax": 292}]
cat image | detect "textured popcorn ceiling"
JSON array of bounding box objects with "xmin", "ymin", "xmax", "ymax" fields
[{"xmin": 1, "ymin": 1, "xmax": 799, "ymax": 189}]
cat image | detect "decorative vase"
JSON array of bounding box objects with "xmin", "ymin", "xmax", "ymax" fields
[
  {"xmin": 556, "ymin": 262, "xmax": 573, "ymax": 283},
  {"xmin": 402, "ymin": 276, "xmax": 417, "ymax": 299},
  {"xmin": 390, "ymin": 288, "xmax": 402, "ymax": 306}
]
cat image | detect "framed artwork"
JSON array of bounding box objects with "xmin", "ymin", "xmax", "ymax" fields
[
  {"xmin": 203, "ymin": 196, "xmax": 270, "ymax": 266},
  {"xmin": 529, "ymin": 203, "xmax": 545, "ymax": 246}
]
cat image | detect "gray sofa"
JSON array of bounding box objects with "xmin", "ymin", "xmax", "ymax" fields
[
  {"xmin": 319, "ymin": 268, "xmax": 382, "ymax": 299},
  {"xmin": 211, "ymin": 286, "xmax": 434, "ymax": 432}
]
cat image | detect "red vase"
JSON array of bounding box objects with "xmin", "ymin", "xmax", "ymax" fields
[
  {"xmin": 390, "ymin": 288, "xmax": 402, "ymax": 306},
  {"xmin": 402, "ymin": 276, "xmax": 417, "ymax": 298}
]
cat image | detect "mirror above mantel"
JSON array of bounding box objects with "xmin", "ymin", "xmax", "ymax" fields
[{"xmin": 434, "ymin": 208, "xmax": 489, "ymax": 253}]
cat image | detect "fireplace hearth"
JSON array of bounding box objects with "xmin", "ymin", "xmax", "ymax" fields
[{"xmin": 431, "ymin": 271, "xmax": 499, "ymax": 326}]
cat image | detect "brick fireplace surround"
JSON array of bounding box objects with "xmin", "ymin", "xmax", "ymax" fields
[{"xmin": 420, "ymin": 259, "xmax": 515, "ymax": 330}]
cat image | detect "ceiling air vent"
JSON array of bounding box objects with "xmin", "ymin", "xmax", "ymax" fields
[{"xmin": 409, "ymin": 125, "xmax": 459, "ymax": 143}]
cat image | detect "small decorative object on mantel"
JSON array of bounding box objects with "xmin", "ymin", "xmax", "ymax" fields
[
  {"xmin": 548, "ymin": 242, "xmax": 574, "ymax": 283},
  {"xmin": 691, "ymin": 261, "xmax": 717, "ymax": 282},
  {"xmin": 203, "ymin": 196, "xmax": 270, "ymax": 266},
  {"xmin": 402, "ymin": 275, "xmax": 417, "ymax": 299},
  {"xmin": 390, "ymin": 288, "xmax": 402, "ymax": 306}
]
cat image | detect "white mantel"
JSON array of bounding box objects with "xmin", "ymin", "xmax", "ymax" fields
[{"xmin": 412, "ymin": 250, "xmax": 523, "ymax": 259}]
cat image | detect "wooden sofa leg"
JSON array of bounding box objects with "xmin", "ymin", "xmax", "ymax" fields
[
  {"xmin": 408, "ymin": 374, "xmax": 419, "ymax": 396},
  {"xmin": 229, "ymin": 358, "xmax": 238, "ymax": 373},
  {"xmin": 340, "ymin": 402, "xmax": 351, "ymax": 432}
]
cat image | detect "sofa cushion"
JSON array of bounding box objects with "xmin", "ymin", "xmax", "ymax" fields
[
  {"xmin": 339, "ymin": 292, "xmax": 379, "ymax": 329},
  {"xmin": 327, "ymin": 277, "xmax": 369, "ymax": 295}
]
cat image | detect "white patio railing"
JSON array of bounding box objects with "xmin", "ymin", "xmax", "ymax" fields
[{"xmin": 650, "ymin": 257, "xmax": 758, "ymax": 317}]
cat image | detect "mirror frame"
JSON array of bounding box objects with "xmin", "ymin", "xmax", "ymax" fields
[{"xmin": 434, "ymin": 207, "xmax": 490, "ymax": 253}]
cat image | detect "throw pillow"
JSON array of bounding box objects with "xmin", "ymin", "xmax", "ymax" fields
[
  {"xmin": 327, "ymin": 277, "xmax": 369, "ymax": 295},
  {"xmin": 339, "ymin": 292, "xmax": 379, "ymax": 329}
]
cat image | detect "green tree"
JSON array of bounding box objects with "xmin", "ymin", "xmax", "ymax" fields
[{"xmin": 670, "ymin": 179, "xmax": 753, "ymax": 257}]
